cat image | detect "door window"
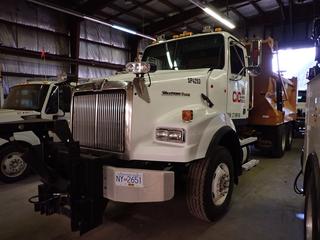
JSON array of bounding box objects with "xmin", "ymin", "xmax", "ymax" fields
[{"xmin": 230, "ymin": 44, "xmax": 245, "ymax": 76}]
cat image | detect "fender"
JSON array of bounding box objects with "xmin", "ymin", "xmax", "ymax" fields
[
  {"xmin": 207, "ymin": 126, "xmax": 242, "ymax": 183},
  {"xmin": 0, "ymin": 137, "xmax": 8, "ymax": 146},
  {"xmin": 13, "ymin": 131, "xmax": 41, "ymax": 146}
]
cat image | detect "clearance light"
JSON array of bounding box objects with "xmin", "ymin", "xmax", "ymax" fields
[
  {"xmin": 126, "ymin": 62, "xmax": 151, "ymax": 74},
  {"xmin": 188, "ymin": 0, "xmax": 236, "ymax": 30},
  {"xmin": 182, "ymin": 110, "xmax": 193, "ymax": 122},
  {"xmin": 156, "ymin": 128, "xmax": 185, "ymax": 143}
]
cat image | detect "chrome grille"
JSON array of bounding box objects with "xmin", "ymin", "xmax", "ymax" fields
[{"xmin": 72, "ymin": 90, "xmax": 126, "ymax": 152}]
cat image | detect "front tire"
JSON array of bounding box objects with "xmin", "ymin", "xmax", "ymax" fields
[
  {"xmin": 304, "ymin": 172, "xmax": 320, "ymax": 240},
  {"xmin": 0, "ymin": 144, "xmax": 30, "ymax": 183},
  {"xmin": 187, "ymin": 146, "xmax": 234, "ymax": 221}
]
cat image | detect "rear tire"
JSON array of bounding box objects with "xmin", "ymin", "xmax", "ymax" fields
[
  {"xmin": 0, "ymin": 144, "xmax": 31, "ymax": 183},
  {"xmin": 271, "ymin": 125, "xmax": 286, "ymax": 158},
  {"xmin": 187, "ymin": 146, "xmax": 234, "ymax": 221},
  {"xmin": 285, "ymin": 124, "xmax": 293, "ymax": 151}
]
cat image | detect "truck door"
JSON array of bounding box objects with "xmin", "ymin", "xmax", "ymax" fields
[{"xmin": 227, "ymin": 39, "xmax": 249, "ymax": 120}]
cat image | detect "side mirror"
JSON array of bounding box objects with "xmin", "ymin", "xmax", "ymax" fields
[
  {"xmin": 247, "ymin": 66, "xmax": 261, "ymax": 77},
  {"xmin": 149, "ymin": 63, "xmax": 157, "ymax": 73},
  {"xmin": 245, "ymin": 39, "xmax": 262, "ymax": 77},
  {"xmin": 53, "ymin": 109, "xmax": 65, "ymax": 119}
]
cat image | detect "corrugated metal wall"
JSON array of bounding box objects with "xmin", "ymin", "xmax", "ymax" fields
[{"xmin": 0, "ymin": 0, "xmax": 130, "ymax": 94}]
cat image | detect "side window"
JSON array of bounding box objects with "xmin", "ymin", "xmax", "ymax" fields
[
  {"xmin": 59, "ymin": 85, "xmax": 72, "ymax": 112},
  {"xmin": 45, "ymin": 86, "xmax": 59, "ymax": 114},
  {"xmin": 230, "ymin": 44, "xmax": 245, "ymax": 75}
]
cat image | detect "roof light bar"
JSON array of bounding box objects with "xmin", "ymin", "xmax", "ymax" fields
[
  {"xmin": 28, "ymin": 0, "xmax": 156, "ymax": 41},
  {"xmin": 188, "ymin": 0, "xmax": 236, "ymax": 29}
]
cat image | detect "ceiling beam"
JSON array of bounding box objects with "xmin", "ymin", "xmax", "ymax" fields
[
  {"xmin": 142, "ymin": 0, "xmax": 250, "ymax": 34},
  {"xmin": 105, "ymin": 2, "xmax": 153, "ymax": 22},
  {"xmin": 78, "ymin": 0, "xmax": 113, "ymax": 14},
  {"xmin": 158, "ymin": 0, "xmax": 182, "ymax": 12},
  {"xmin": 96, "ymin": 10, "xmax": 135, "ymax": 27},
  {"xmin": 246, "ymin": 2, "xmax": 314, "ymax": 27},
  {"xmin": 275, "ymin": 0, "xmax": 286, "ymax": 20},
  {"xmin": 230, "ymin": 7, "xmax": 247, "ymax": 21},
  {"xmin": 130, "ymin": 0, "xmax": 163, "ymax": 16},
  {"xmin": 250, "ymin": 1, "xmax": 264, "ymax": 15}
]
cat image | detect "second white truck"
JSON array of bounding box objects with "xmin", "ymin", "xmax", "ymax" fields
[{"xmin": 0, "ymin": 80, "xmax": 72, "ymax": 182}]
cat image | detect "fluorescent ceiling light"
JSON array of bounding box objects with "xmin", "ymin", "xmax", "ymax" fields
[
  {"xmin": 188, "ymin": 0, "xmax": 236, "ymax": 29},
  {"xmin": 28, "ymin": 0, "xmax": 156, "ymax": 41},
  {"xmin": 203, "ymin": 7, "xmax": 235, "ymax": 29},
  {"xmin": 166, "ymin": 51, "xmax": 173, "ymax": 69}
]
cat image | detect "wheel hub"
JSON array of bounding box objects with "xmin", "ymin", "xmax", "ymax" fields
[
  {"xmin": 211, "ymin": 163, "xmax": 230, "ymax": 206},
  {"xmin": 1, "ymin": 152, "xmax": 27, "ymax": 178}
]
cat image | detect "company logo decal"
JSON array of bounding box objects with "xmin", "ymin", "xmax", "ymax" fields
[
  {"xmin": 162, "ymin": 91, "xmax": 191, "ymax": 97},
  {"xmin": 232, "ymin": 90, "xmax": 245, "ymax": 103}
]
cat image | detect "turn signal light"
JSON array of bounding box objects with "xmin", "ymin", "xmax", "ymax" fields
[{"xmin": 182, "ymin": 110, "xmax": 193, "ymax": 122}]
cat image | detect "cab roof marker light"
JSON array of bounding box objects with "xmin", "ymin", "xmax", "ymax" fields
[
  {"xmin": 188, "ymin": 0, "xmax": 236, "ymax": 30},
  {"xmin": 28, "ymin": 0, "xmax": 156, "ymax": 41}
]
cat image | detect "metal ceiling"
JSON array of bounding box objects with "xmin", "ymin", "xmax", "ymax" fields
[{"xmin": 40, "ymin": 0, "xmax": 318, "ymax": 37}]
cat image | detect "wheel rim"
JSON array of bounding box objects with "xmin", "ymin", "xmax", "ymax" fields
[
  {"xmin": 288, "ymin": 130, "xmax": 293, "ymax": 144},
  {"xmin": 211, "ymin": 163, "xmax": 230, "ymax": 206},
  {"xmin": 306, "ymin": 190, "xmax": 313, "ymax": 240},
  {"xmin": 281, "ymin": 133, "xmax": 286, "ymax": 151},
  {"xmin": 242, "ymin": 146, "xmax": 248, "ymax": 164},
  {"xmin": 1, "ymin": 152, "xmax": 27, "ymax": 178}
]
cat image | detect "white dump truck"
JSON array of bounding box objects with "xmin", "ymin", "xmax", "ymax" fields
[
  {"xmin": 0, "ymin": 30, "xmax": 295, "ymax": 234},
  {"xmin": 302, "ymin": 18, "xmax": 320, "ymax": 240},
  {"xmin": 0, "ymin": 80, "xmax": 72, "ymax": 182}
]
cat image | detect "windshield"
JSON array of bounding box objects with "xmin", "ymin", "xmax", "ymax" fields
[
  {"xmin": 142, "ymin": 34, "xmax": 225, "ymax": 70},
  {"xmin": 3, "ymin": 84, "xmax": 49, "ymax": 111}
]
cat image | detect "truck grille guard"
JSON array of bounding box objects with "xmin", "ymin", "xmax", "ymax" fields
[{"xmin": 0, "ymin": 119, "xmax": 108, "ymax": 234}]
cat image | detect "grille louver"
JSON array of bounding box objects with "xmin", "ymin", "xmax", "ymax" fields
[{"xmin": 72, "ymin": 90, "xmax": 126, "ymax": 152}]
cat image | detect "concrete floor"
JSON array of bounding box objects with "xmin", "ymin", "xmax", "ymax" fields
[{"xmin": 0, "ymin": 139, "xmax": 304, "ymax": 240}]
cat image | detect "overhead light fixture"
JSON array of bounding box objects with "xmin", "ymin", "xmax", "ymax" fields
[
  {"xmin": 188, "ymin": 0, "xmax": 236, "ymax": 29},
  {"xmin": 28, "ymin": 0, "xmax": 156, "ymax": 41}
]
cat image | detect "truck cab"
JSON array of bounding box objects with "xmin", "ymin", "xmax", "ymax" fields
[{"xmin": 0, "ymin": 80, "xmax": 72, "ymax": 183}]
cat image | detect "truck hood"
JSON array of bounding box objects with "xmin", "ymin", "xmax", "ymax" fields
[
  {"xmin": 0, "ymin": 109, "xmax": 40, "ymax": 122},
  {"xmin": 108, "ymin": 69, "xmax": 210, "ymax": 83}
]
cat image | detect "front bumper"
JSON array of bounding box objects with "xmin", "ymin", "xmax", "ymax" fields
[{"xmin": 104, "ymin": 166, "xmax": 174, "ymax": 202}]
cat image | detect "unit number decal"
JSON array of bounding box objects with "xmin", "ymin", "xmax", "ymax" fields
[{"xmin": 187, "ymin": 78, "xmax": 201, "ymax": 84}]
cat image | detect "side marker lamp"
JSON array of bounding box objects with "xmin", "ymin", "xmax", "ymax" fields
[{"xmin": 182, "ymin": 110, "xmax": 193, "ymax": 122}]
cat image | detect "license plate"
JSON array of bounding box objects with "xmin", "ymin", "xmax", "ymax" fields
[{"xmin": 115, "ymin": 171, "xmax": 144, "ymax": 188}]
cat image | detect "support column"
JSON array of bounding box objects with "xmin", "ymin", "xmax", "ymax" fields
[{"xmin": 69, "ymin": 17, "xmax": 81, "ymax": 82}]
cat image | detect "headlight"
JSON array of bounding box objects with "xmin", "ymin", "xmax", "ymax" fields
[
  {"xmin": 156, "ymin": 128, "xmax": 185, "ymax": 143},
  {"xmin": 126, "ymin": 62, "xmax": 150, "ymax": 74}
]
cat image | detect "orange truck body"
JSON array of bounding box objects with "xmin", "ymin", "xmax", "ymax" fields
[{"xmin": 247, "ymin": 38, "xmax": 297, "ymax": 126}]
